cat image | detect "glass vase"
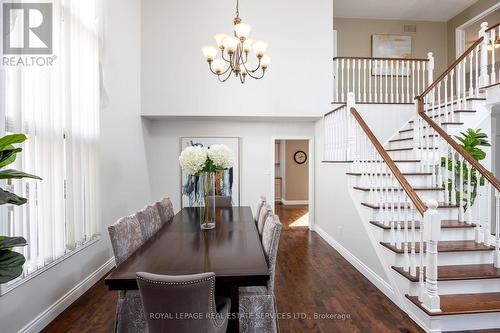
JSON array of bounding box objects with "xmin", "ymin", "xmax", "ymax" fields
[{"xmin": 200, "ymin": 171, "xmax": 216, "ymax": 230}]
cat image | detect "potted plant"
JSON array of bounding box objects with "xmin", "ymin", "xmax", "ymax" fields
[{"xmin": 0, "ymin": 134, "xmax": 41, "ymax": 284}]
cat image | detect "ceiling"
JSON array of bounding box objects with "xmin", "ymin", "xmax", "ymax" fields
[{"xmin": 333, "ymin": 0, "xmax": 479, "ymax": 22}]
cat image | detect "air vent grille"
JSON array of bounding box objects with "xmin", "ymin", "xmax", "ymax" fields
[{"xmin": 404, "ymin": 24, "xmax": 417, "ymax": 33}]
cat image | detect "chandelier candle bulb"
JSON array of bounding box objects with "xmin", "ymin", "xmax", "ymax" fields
[
  {"xmin": 202, "ymin": 46, "xmax": 218, "ymax": 61},
  {"xmin": 214, "ymin": 34, "xmax": 228, "ymax": 49},
  {"xmin": 202, "ymin": 0, "xmax": 269, "ymax": 83},
  {"xmin": 222, "ymin": 36, "xmax": 240, "ymax": 53},
  {"xmin": 234, "ymin": 23, "xmax": 251, "ymax": 39},
  {"xmin": 252, "ymin": 40, "xmax": 268, "ymax": 57}
]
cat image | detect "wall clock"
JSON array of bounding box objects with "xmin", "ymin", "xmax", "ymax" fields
[{"xmin": 294, "ymin": 150, "xmax": 307, "ymax": 164}]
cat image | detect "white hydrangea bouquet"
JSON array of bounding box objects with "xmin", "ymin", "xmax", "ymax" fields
[{"xmin": 179, "ymin": 144, "xmax": 234, "ymax": 229}]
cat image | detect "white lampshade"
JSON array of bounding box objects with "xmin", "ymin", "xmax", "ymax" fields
[
  {"xmin": 222, "ymin": 36, "xmax": 240, "ymax": 53},
  {"xmin": 239, "ymin": 64, "xmax": 247, "ymax": 74},
  {"xmin": 243, "ymin": 38, "xmax": 254, "ymax": 52},
  {"xmin": 234, "ymin": 23, "xmax": 252, "ymax": 39},
  {"xmin": 214, "ymin": 34, "xmax": 228, "ymax": 48},
  {"xmin": 261, "ymin": 54, "xmax": 271, "ymax": 68},
  {"xmin": 201, "ymin": 46, "xmax": 217, "ymax": 61},
  {"xmin": 212, "ymin": 59, "xmax": 225, "ymax": 74},
  {"xmin": 252, "ymin": 40, "xmax": 268, "ymax": 57}
]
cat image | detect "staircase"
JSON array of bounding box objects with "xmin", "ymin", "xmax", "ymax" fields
[{"xmin": 323, "ymin": 21, "xmax": 500, "ymax": 332}]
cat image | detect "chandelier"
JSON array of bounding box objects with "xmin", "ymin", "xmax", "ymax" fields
[{"xmin": 201, "ymin": 0, "xmax": 270, "ymax": 84}]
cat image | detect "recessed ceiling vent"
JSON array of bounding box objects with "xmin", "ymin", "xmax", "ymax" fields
[{"xmin": 404, "ymin": 24, "xmax": 417, "ymax": 33}]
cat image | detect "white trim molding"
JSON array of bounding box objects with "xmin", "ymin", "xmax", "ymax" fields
[
  {"xmin": 314, "ymin": 225, "xmax": 394, "ymax": 300},
  {"xmin": 281, "ymin": 199, "xmax": 309, "ymax": 206},
  {"xmin": 19, "ymin": 257, "xmax": 115, "ymax": 333}
]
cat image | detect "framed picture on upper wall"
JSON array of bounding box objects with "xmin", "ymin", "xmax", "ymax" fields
[
  {"xmin": 372, "ymin": 34, "xmax": 412, "ymax": 76},
  {"xmin": 180, "ymin": 137, "xmax": 240, "ymax": 208}
]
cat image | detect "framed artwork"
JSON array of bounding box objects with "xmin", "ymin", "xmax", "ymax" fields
[
  {"xmin": 372, "ymin": 34, "xmax": 412, "ymax": 76},
  {"xmin": 180, "ymin": 137, "xmax": 240, "ymax": 208}
]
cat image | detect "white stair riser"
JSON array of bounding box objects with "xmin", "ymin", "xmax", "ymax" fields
[
  {"xmin": 388, "ymin": 140, "xmax": 414, "ymax": 150},
  {"xmin": 382, "ymin": 248, "xmax": 494, "ymax": 266},
  {"xmin": 371, "ymin": 207, "xmax": 459, "ymax": 221},
  {"xmin": 350, "ymin": 175, "xmax": 432, "ymax": 187},
  {"xmin": 392, "ymin": 272, "xmax": 500, "ymax": 296},
  {"xmin": 361, "ymin": 190, "xmax": 444, "ymax": 203},
  {"xmin": 380, "ymin": 228, "xmax": 476, "ymax": 242}
]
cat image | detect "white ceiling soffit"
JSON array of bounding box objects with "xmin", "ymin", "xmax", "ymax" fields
[{"xmin": 333, "ymin": 0, "xmax": 479, "ymax": 22}]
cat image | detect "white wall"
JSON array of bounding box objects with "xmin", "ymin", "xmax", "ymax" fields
[
  {"xmin": 143, "ymin": 118, "xmax": 315, "ymax": 215},
  {"xmin": 0, "ymin": 1, "xmax": 150, "ymax": 332},
  {"xmin": 141, "ymin": 0, "xmax": 332, "ymax": 118}
]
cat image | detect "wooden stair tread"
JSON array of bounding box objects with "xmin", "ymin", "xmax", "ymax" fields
[
  {"xmin": 370, "ymin": 219, "xmax": 474, "ymax": 230},
  {"xmin": 362, "ymin": 202, "xmax": 458, "ymax": 209},
  {"xmin": 406, "ymin": 292, "xmax": 500, "ymax": 316},
  {"xmin": 346, "ymin": 172, "xmax": 432, "ymax": 176},
  {"xmin": 381, "ymin": 240, "xmax": 495, "ymax": 254},
  {"xmin": 399, "ymin": 128, "xmax": 414, "ymax": 133},
  {"xmin": 425, "ymin": 97, "xmax": 486, "ymax": 111},
  {"xmin": 355, "ymin": 186, "xmax": 443, "ymax": 192},
  {"xmin": 386, "ymin": 147, "xmax": 413, "ymax": 152},
  {"xmin": 393, "ymin": 264, "xmax": 500, "ymax": 282}
]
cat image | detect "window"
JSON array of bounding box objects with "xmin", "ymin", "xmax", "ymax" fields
[{"xmin": 0, "ymin": 0, "xmax": 101, "ymax": 294}]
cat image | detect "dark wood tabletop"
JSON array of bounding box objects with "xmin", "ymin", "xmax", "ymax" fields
[{"xmin": 105, "ymin": 206, "xmax": 269, "ymax": 290}]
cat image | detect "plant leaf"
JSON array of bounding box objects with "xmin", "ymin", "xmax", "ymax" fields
[
  {"xmin": 0, "ymin": 148, "xmax": 22, "ymax": 168},
  {"xmin": 0, "ymin": 188, "xmax": 27, "ymax": 206},
  {"xmin": 0, "ymin": 236, "xmax": 27, "ymax": 250},
  {"xmin": 0, "ymin": 250, "xmax": 25, "ymax": 284},
  {"xmin": 0, "ymin": 169, "xmax": 42, "ymax": 180},
  {"xmin": 0, "ymin": 134, "xmax": 26, "ymax": 151}
]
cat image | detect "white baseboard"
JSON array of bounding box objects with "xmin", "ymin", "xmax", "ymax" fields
[
  {"xmin": 281, "ymin": 199, "xmax": 308, "ymax": 206},
  {"xmin": 19, "ymin": 257, "xmax": 116, "ymax": 333},
  {"xmin": 314, "ymin": 225, "xmax": 394, "ymax": 299}
]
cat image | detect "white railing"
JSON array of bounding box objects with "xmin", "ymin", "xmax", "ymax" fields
[
  {"xmin": 333, "ymin": 55, "xmax": 433, "ymax": 104},
  {"xmin": 324, "ymin": 93, "xmax": 442, "ymax": 312}
]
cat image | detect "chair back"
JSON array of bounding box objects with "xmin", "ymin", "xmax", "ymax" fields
[
  {"xmin": 155, "ymin": 197, "xmax": 174, "ymax": 224},
  {"xmin": 108, "ymin": 215, "xmax": 145, "ymax": 266},
  {"xmin": 257, "ymin": 204, "xmax": 272, "ymax": 237},
  {"xmin": 136, "ymin": 205, "xmax": 162, "ymax": 240},
  {"xmin": 261, "ymin": 214, "xmax": 282, "ymax": 293},
  {"xmin": 136, "ymin": 272, "xmax": 228, "ymax": 333},
  {"xmin": 255, "ymin": 196, "xmax": 267, "ymax": 223}
]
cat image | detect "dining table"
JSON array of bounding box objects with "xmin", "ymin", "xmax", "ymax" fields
[{"xmin": 105, "ymin": 206, "xmax": 270, "ymax": 333}]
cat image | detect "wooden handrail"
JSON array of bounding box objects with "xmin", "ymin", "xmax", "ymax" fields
[
  {"xmin": 417, "ymin": 103, "xmax": 500, "ymax": 191},
  {"xmin": 350, "ymin": 107, "xmax": 428, "ymax": 215},
  {"xmin": 324, "ymin": 104, "xmax": 346, "ymax": 117},
  {"xmin": 486, "ymin": 22, "xmax": 500, "ymax": 32},
  {"xmin": 418, "ymin": 37, "xmax": 484, "ymax": 99},
  {"xmin": 333, "ymin": 56, "xmax": 429, "ymax": 62}
]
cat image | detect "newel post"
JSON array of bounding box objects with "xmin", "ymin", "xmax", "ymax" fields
[
  {"xmin": 427, "ymin": 52, "xmax": 434, "ymax": 87},
  {"xmin": 346, "ymin": 92, "xmax": 356, "ymax": 161},
  {"xmin": 422, "ymin": 200, "xmax": 441, "ymax": 313},
  {"xmin": 479, "ymin": 22, "xmax": 489, "ymax": 87}
]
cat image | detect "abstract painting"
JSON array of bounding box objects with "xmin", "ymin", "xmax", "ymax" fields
[
  {"xmin": 180, "ymin": 137, "xmax": 240, "ymax": 208},
  {"xmin": 372, "ymin": 34, "xmax": 412, "ymax": 76}
]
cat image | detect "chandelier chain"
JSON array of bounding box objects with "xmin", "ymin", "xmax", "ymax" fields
[{"xmin": 236, "ymin": 0, "xmax": 239, "ymax": 18}]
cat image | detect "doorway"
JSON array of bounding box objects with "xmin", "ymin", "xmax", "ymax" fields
[{"xmin": 273, "ymin": 139, "xmax": 312, "ymax": 230}]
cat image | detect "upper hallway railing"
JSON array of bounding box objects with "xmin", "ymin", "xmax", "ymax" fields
[
  {"xmin": 333, "ymin": 55, "xmax": 432, "ymax": 104},
  {"xmin": 323, "ymin": 93, "xmax": 442, "ymax": 312}
]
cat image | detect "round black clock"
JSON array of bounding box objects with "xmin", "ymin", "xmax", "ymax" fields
[{"xmin": 294, "ymin": 150, "xmax": 307, "ymax": 164}]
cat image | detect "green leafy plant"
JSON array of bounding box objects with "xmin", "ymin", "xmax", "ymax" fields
[
  {"xmin": 0, "ymin": 134, "xmax": 41, "ymax": 284},
  {"xmin": 441, "ymin": 128, "xmax": 490, "ymax": 210}
]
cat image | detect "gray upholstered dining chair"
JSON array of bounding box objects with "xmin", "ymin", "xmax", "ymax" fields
[
  {"xmin": 209, "ymin": 195, "xmax": 232, "ymax": 207},
  {"xmin": 255, "ymin": 196, "xmax": 267, "ymax": 223},
  {"xmin": 155, "ymin": 197, "xmax": 174, "ymax": 225},
  {"xmin": 108, "ymin": 215, "xmax": 147, "ymax": 333},
  {"xmin": 257, "ymin": 203, "xmax": 273, "ymax": 237},
  {"xmin": 239, "ymin": 214, "xmax": 282, "ymax": 333},
  {"xmin": 136, "ymin": 205, "xmax": 162, "ymax": 240},
  {"xmin": 136, "ymin": 272, "xmax": 230, "ymax": 333}
]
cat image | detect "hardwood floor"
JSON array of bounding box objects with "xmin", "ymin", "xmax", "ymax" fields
[{"xmin": 43, "ymin": 205, "xmax": 424, "ymax": 333}]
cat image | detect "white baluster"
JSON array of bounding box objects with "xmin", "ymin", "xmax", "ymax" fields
[
  {"xmin": 427, "ymin": 52, "xmax": 434, "ymax": 87},
  {"xmin": 495, "ymin": 189, "xmax": 500, "ymax": 267},
  {"xmin": 410, "ymin": 202, "xmax": 417, "ymax": 277},
  {"xmin": 341, "ymin": 58, "xmax": 345, "ymax": 101},
  {"xmin": 422, "ymin": 200, "xmax": 441, "ymax": 313},
  {"xmin": 475, "ymin": 46, "xmax": 479, "ymax": 96},
  {"xmin": 467, "ymin": 161, "xmax": 473, "ymax": 225},
  {"xmin": 374, "ymin": 60, "xmax": 378, "ymax": 103},
  {"xmin": 392, "ymin": 60, "xmax": 396, "ymax": 103},
  {"xmin": 334, "ymin": 59, "xmax": 339, "ymax": 102},
  {"xmin": 491, "ymin": 28, "xmax": 497, "ymax": 84},
  {"xmin": 369, "ymin": 60, "xmax": 372, "ymax": 102},
  {"xmin": 417, "ymin": 61, "xmax": 421, "ymax": 96},
  {"xmin": 479, "ymin": 22, "xmax": 489, "ymax": 87},
  {"xmin": 347, "ymin": 59, "xmax": 350, "ymax": 99},
  {"xmin": 444, "ymin": 75, "xmax": 449, "ymax": 123},
  {"xmin": 412, "ymin": 61, "xmax": 415, "ymax": 101},
  {"xmin": 469, "ymin": 52, "xmax": 474, "ymax": 97},
  {"xmin": 357, "ymin": 59, "xmax": 361, "ymax": 102},
  {"xmin": 385, "ymin": 60, "xmax": 389, "ymax": 103},
  {"xmin": 450, "ymin": 69, "xmax": 455, "ymax": 122},
  {"xmin": 406, "ymin": 60, "xmax": 410, "ymax": 103},
  {"xmin": 459, "ymin": 156, "xmax": 464, "ymax": 222},
  {"xmin": 363, "ymin": 59, "xmax": 367, "ymax": 102}
]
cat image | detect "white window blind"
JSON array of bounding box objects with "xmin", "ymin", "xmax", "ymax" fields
[{"xmin": 1, "ymin": 0, "xmax": 101, "ymax": 292}]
